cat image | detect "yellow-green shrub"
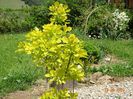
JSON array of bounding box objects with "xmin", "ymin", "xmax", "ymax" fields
[{"xmin": 18, "ymin": 1, "xmax": 87, "ymax": 98}]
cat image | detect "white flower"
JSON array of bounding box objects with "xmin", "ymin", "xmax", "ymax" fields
[{"xmin": 112, "ymin": 9, "xmax": 130, "ymax": 31}]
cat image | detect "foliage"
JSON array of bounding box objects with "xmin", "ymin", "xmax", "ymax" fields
[
  {"xmin": 82, "ymin": 4, "xmax": 114, "ymax": 39},
  {"xmin": 82, "ymin": 4, "xmax": 130, "ymax": 40},
  {"xmin": 0, "ymin": 9, "xmax": 29, "ymax": 33},
  {"xmin": 27, "ymin": 6, "xmax": 49, "ymax": 28},
  {"xmin": 84, "ymin": 41, "xmax": 105, "ymax": 64},
  {"xmin": 64, "ymin": 0, "xmax": 92, "ymax": 26},
  {"xmin": 49, "ymin": 1, "xmax": 70, "ymax": 24},
  {"xmin": 0, "ymin": 0, "xmax": 108, "ymax": 34},
  {"xmin": 0, "ymin": 6, "xmax": 49, "ymax": 33},
  {"xmin": 40, "ymin": 88, "xmax": 77, "ymax": 99},
  {"xmin": 1, "ymin": 0, "xmax": 91, "ymax": 32},
  {"xmin": 18, "ymin": 2, "xmax": 87, "ymax": 98}
]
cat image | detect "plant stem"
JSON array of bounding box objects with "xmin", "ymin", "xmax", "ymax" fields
[
  {"xmin": 73, "ymin": 79, "xmax": 75, "ymax": 94},
  {"xmin": 84, "ymin": 7, "xmax": 99, "ymax": 35},
  {"xmin": 65, "ymin": 53, "xmax": 73, "ymax": 75}
]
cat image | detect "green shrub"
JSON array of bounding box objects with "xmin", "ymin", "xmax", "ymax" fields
[
  {"xmin": 84, "ymin": 41, "xmax": 105, "ymax": 64},
  {"xmin": 82, "ymin": 5, "xmax": 111, "ymax": 38},
  {"xmin": 82, "ymin": 4, "xmax": 130, "ymax": 40},
  {"xmin": 0, "ymin": 1, "xmax": 110, "ymax": 34},
  {"xmin": 35, "ymin": 0, "xmax": 93, "ymax": 26},
  {"xmin": 26, "ymin": 6, "xmax": 49, "ymax": 29},
  {"xmin": 0, "ymin": 6, "xmax": 49, "ymax": 33},
  {"xmin": 0, "ymin": 0, "xmax": 91, "ymax": 33},
  {"xmin": 0, "ymin": 9, "xmax": 30, "ymax": 33}
]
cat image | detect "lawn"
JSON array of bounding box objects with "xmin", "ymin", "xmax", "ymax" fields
[{"xmin": 0, "ymin": 34, "xmax": 44, "ymax": 96}]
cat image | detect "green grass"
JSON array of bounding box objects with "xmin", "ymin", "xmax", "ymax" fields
[
  {"xmin": 0, "ymin": 0, "xmax": 27, "ymax": 9},
  {"xmin": 84, "ymin": 39, "xmax": 133, "ymax": 77},
  {"xmin": 91, "ymin": 63, "xmax": 133, "ymax": 77},
  {"xmin": 0, "ymin": 34, "xmax": 44, "ymax": 96}
]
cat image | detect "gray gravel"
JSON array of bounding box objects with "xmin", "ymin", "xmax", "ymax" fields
[{"xmin": 74, "ymin": 80, "xmax": 133, "ymax": 99}]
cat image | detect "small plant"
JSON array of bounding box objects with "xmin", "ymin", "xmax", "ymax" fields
[{"xmin": 18, "ymin": 2, "xmax": 87, "ymax": 98}]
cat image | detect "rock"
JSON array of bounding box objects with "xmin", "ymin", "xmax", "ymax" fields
[
  {"xmin": 97, "ymin": 75, "xmax": 114, "ymax": 84},
  {"xmin": 105, "ymin": 57, "xmax": 111, "ymax": 62},
  {"xmin": 90, "ymin": 72, "xmax": 103, "ymax": 81},
  {"xmin": 89, "ymin": 80, "xmax": 95, "ymax": 84}
]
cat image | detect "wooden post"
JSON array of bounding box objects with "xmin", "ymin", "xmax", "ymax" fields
[{"xmin": 128, "ymin": 0, "xmax": 133, "ymax": 8}]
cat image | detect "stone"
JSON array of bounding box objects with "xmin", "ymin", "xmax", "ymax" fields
[
  {"xmin": 90, "ymin": 72, "xmax": 103, "ymax": 81},
  {"xmin": 97, "ymin": 75, "xmax": 114, "ymax": 84},
  {"xmin": 89, "ymin": 80, "xmax": 95, "ymax": 84},
  {"xmin": 105, "ymin": 57, "xmax": 111, "ymax": 62}
]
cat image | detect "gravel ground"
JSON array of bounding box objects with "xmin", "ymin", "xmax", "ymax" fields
[
  {"xmin": 74, "ymin": 80, "xmax": 133, "ymax": 99},
  {"xmin": 2, "ymin": 77, "xmax": 133, "ymax": 99}
]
